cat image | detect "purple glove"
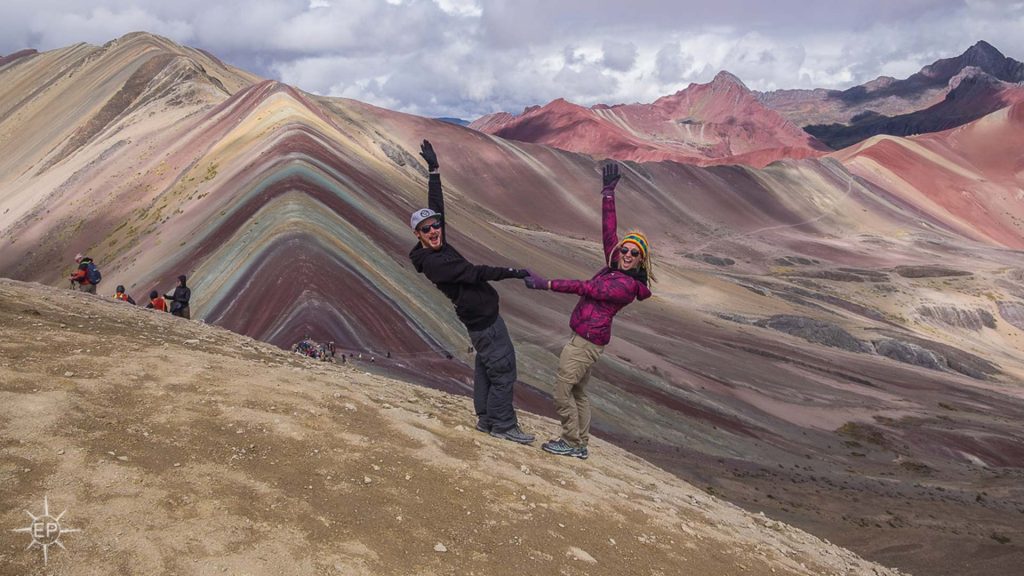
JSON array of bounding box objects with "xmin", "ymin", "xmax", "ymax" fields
[
  {"xmin": 524, "ymin": 274, "xmax": 550, "ymax": 290},
  {"xmin": 601, "ymin": 162, "xmax": 621, "ymax": 197}
]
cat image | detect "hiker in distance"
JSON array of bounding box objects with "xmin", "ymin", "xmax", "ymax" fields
[
  {"xmin": 409, "ymin": 139, "xmax": 536, "ymax": 445},
  {"xmin": 146, "ymin": 290, "xmax": 168, "ymax": 311},
  {"xmin": 113, "ymin": 285, "xmax": 136, "ymax": 305},
  {"xmin": 69, "ymin": 254, "xmax": 101, "ymax": 294},
  {"xmin": 165, "ymin": 275, "xmax": 192, "ymax": 319},
  {"xmin": 524, "ymin": 162, "xmax": 653, "ymax": 460}
]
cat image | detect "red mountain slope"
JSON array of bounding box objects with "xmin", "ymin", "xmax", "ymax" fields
[
  {"xmin": 469, "ymin": 72, "xmax": 828, "ymax": 168},
  {"xmin": 835, "ymin": 101, "xmax": 1024, "ymax": 248}
]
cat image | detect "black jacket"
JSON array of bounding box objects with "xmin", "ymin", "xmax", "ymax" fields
[
  {"xmin": 409, "ymin": 173, "xmax": 525, "ymax": 332},
  {"xmin": 166, "ymin": 285, "xmax": 191, "ymax": 312}
]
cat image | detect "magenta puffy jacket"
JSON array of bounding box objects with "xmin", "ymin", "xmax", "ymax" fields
[{"xmin": 550, "ymin": 195, "xmax": 652, "ymax": 346}]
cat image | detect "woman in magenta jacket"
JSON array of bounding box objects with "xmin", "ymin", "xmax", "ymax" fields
[{"xmin": 524, "ymin": 162, "xmax": 653, "ymax": 459}]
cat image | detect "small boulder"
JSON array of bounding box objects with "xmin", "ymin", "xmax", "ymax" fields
[{"xmin": 567, "ymin": 547, "xmax": 597, "ymax": 563}]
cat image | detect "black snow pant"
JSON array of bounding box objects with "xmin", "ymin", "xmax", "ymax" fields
[{"xmin": 467, "ymin": 315, "xmax": 518, "ymax": 433}]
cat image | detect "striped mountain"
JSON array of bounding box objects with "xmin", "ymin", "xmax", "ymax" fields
[{"xmin": 1, "ymin": 33, "xmax": 1023, "ymax": 576}]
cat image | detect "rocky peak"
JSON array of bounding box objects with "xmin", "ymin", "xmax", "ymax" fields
[
  {"xmin": 710, "ymin": 70, "xmax": 750, "ymax": 91},
  {"xmin": 922, "ymin": 40, "xmax": 1024, "ymax": 84},
  {"xmin": 961, "ymin": 40, "xmax": 1005, "ymax": 67}
]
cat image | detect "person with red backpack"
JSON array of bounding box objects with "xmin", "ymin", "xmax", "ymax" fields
[
  {"xmin": 146, "ymin": 290, "xmax": 168, "ymax": 312},
  {"xmin": 69, "ymin": 254, "xmax": 101, "ymax": 294},
  {"xmin": 523, "ymin": 162, "xmax": 654, "ymax": 460}
]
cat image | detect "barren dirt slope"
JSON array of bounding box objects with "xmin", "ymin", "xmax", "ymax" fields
[{"xmin": 0, "ymin": 279, "xmax": 902, "ymax": 576}]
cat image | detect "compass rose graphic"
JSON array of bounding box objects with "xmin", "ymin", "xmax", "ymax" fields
[{"xmin": 11, "ymin": 496, "xmax": 82, "ymax": 565}]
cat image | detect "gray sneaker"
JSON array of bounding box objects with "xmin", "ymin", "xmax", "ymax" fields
[
  {"xmin": 490, "ymin": 425, "xmax": 535, "ymax": 445},
  {"xmin": 543, "ymin": 439, "xmax": 588, "ymax": 459}
]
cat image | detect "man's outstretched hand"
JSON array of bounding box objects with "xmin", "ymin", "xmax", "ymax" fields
[
  {"xmin": 420, "ymin": 139, "xmax": 439, "ymax": 172},
  {"xmin": 602, "ymin": 162, "xmax": 621, "ymax": 196}
]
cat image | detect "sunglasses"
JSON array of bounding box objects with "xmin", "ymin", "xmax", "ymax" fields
[
  {"xmin": 418, "ymin": 222, "xmax": 442, "ymax": 233},
  {"xmin": 619, "ymin": 246, "xmax": 641, "ymax": 257}
]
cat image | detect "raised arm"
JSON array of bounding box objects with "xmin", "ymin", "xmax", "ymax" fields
[
  {"xmin": 427, "ymin": 172, "xmax": 443, "ymax": 215},
  {"xmin": 600, "ymin": 163, "xmax": 622, "ymax": 260},
  {"xmin": 420, "ymin": 140, "xmax": 445, "ymax": 231}
]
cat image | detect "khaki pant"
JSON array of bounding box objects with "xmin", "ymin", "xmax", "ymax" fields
[
  {"xmin": 553, "ymin": 334, "xmax": 604, "ymax": 447},
  {"xmin": 78, "ymin": 284, "xmax": 96, "ymax": 294}
]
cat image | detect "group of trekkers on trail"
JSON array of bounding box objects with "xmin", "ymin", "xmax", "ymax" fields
[
  {"xmin": 69, "ymin": 254, "xmax": 192, "ymax": 319},
  {"xmin": 293, "ymin": 338, "xmax": 338, "ymax": 362},
  {"xmin": 410, "ymin": 140, "xmax": 653, "ymax": 460}
]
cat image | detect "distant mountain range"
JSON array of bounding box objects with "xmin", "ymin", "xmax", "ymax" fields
[
  {"xmin": 472, "ymin": 40, "xmax": 1024, "ymax": 158},
  {"xmin": 435, "ymin": 116, "xmax": 470, "ymax": 127},
  {"xmin": 758, "ymin": 41, "xmax": 1024, "ymax": 125},
  {"xmin": 469, "ymin": 71, "xmax": 829, "ymax": 168},
  {"xmin": 763, "ymin": 41, "xmax": 1024, "ymax": 148}
]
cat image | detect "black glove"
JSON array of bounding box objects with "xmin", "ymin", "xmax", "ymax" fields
[
  {"xmin": 420, "ymin": 139, "xmax": 439, "ymax": 171},
  {"xmin": 602, "ymin": 162, "xmax": 621, "ymax": 196},
  {"xmin": 508, "ymin": 268, "xmax": 530, "ymax": 279}
]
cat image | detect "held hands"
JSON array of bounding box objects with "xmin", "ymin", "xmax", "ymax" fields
[
  {"xmin": 420, "ymin": 139, "xmax": 439, "ymax": 172},
  {"xmin": 601, "ymin": 162, "xmax": 621, "ymax": 197},
  {"xmin": 524, "ymin": 273, "xmax": 550, "ymax": 290}
]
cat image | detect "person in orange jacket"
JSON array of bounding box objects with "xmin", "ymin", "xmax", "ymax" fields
[
  {"xmin": 146, "ymin": 290, "xmax": 168, "ymax": 312},
  {"xmin": 113, "ymin": 285, "xmax": 136, "ymax": 305}
]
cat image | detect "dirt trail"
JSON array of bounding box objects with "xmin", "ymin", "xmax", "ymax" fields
[{"xmin": 0, "ymin": 279, "xmax": 902, "ymax": 575}]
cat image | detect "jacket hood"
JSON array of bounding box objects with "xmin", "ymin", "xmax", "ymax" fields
[
  {"xmin": 621, "ymin": 265, "xmax": 648, "ymax": 285},
  {"xmin": 610, "ymin": 266, "xmax": 652, "ymax": 300},
  {"xmin": 615, "ymin": 264, "xmax": 652, "ymax": 300}
]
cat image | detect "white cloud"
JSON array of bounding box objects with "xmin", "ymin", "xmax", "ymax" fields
[
  {"xmin": 2, "ymin": 0, "xmax": 1023, "ymax": 119},
  {"xmin": 602, "ymin": 40, "xmax": 638, "ymax": 72},
  {"xmin": 435, "ymin": 0, "xmax": 481, "ymax": 17},
  {"xmin": 654, "ymin": 42, "xmax": 693, "ymax": 84}
]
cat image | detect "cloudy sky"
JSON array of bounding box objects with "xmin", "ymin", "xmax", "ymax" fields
[{"xmin": 2, "ymin": 0, "xmax": 1023, "ymax": 119}]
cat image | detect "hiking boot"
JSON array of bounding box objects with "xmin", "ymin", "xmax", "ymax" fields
[
  {"xmin": 542, "ymin": 438, "xmax": 580, "ymax": 456},
  {"xmin": 574, "ymin": 445, "xmax": 589, "ymax": 460},
  {"xmin": 475, "ymin": 418, "xmax": 491, "ymax": 433},
  {"xmin": 490, "ymin": 425, "xmax": 535, "ymax": 445}
]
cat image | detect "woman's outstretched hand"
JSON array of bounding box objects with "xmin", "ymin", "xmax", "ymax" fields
[
  {"xmin": 602, "ymin": 162, "xmax": 621, "ymax": 197},
  {"xmin": 420, "ymin": 139, "xmax": 439, "ymax": 172},
  {"xmin": 524, "ymin": 273, "xmax": 550, "ymax": 290}
]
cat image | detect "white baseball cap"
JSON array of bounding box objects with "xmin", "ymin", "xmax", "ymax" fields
[{"xmin": 410, "ymin": 208, "xmax": 441, "ymax": 230}]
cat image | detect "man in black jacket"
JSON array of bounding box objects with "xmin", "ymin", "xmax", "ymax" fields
[
  {"xmin": 409, "ymin": 140, "xmax": 535, "ymax": 445},
  {"xmin": 165, "ymin": 275, "xmax": 191, "ymax": 319}
]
